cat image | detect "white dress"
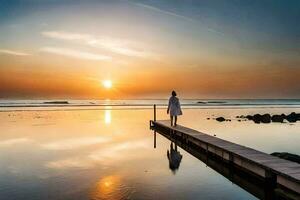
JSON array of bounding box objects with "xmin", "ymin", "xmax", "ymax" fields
[{"xmin": 168, "ymin": 96, "xmax": 182, "ymax": 116}]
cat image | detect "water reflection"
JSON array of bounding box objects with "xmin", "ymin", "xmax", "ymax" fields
[
  {"xmin": 41, "ymin": 137, "xmax": 109, "ymax": 150},
  {"xmin": 154, "ymin": 127, "xmax": 300, "ymax": 200},
  {"xmin": 167, "ymin": 142, "xmax": 182, "ymax": 174},
  {"xmin": 0, "ymin": 138, "xmax": 32, "ymax": 147},
  {"xmin": 104, "ymin": 109, "xmax": 111, "ymax": 124},
  {"xmin": 153, "ymin": 131, "xmax": 156, "ymax": 148},
  {"xmin": 90, "ymin": 175, "xmax": 124, "ymax": 200},
  {"xmin": 1, "ymin": 108, "xmax": 299, "ymax": 199}
]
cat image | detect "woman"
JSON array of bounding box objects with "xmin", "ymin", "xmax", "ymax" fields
[{"xmin": 167, "ymin": 90, "xmax": 182, "ymax": 126}]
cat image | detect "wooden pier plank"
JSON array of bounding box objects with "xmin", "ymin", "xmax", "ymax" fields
[{"xmin": 151, "ymin": 120, "xmax": 300, "ymax": 192}]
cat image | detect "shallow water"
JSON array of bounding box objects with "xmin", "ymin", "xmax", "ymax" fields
[{"xmin": 0, "ymin": 107, "xmax": 299, "ymax": 200}]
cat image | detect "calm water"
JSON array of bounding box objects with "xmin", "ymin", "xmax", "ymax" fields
[{"xmin": 0, "ymin": 104, "xmax": 300, "ymax": 199}]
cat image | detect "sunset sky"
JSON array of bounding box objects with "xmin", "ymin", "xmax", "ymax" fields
[{"xmin": 0, "ymin": 0, "xmax": 299, "ymax": 99}]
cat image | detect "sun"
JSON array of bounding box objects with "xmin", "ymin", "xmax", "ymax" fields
[{"xmin": 102, "ymin": 80, "xmax": 112, "ymax": 89}]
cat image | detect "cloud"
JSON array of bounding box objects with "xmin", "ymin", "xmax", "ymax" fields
[
  {"xmin": 0, "ymin": 138, "xmax": 33, "ymax": 147},
  {"xmin": 41, "ymin": 136, "xmax": 110, "ymax": 150},
  {"xmin": 0, "ymin": 49, "xmax": 31, "ymax": 56},
  {"xmin": 40, "ymin": 47, "xmax": 112, "ymax": 61},
  {"xmin": 42, "ymin": 31, "xmax": 92, "ymax": 41},
  {"xmin": 88, "ymin": 38, "xmax": 156, "ymax": 58},
  {"xmin": 42, "ymin": 31, "xmax": 156, "ymax": 58}
]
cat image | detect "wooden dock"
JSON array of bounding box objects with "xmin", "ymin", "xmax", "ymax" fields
[{"xmin": 150, "ymin": 119, "xmax": 300, "ymax": 195}]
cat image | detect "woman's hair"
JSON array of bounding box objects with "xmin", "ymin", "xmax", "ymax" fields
[{"xmin": 172, "ymin": 90, "xmax": 177, "ymax": 96}]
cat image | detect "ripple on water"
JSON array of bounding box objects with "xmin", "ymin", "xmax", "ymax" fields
[{"xmin": 89, "ymin": 175, "xmax": 134, "ymax": 200}]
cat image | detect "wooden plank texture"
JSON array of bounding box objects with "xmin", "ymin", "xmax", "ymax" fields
[{"xmin": 151, "ymin": 120, "xmax": 300, "ymax": 191}]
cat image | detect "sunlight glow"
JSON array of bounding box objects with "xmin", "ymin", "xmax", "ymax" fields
[
  {"xmin": 102, "ymin": 80, "xmax": 112, "ymax": 89},
  {"xmin": 104, "ymin": 109, "xmax": 111, "ymax": 124},
  {"xmin": 90, "ymin": 175, "xmax": 122, "ymax": 199}
]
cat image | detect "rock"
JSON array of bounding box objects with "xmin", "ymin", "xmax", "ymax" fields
[
  {"xmin": 232, "ymin": 112, "xmax": 299, "ymax": 124},
  {"xmin": 253, "ymin": 114, "xmax": 261, "ymax": 123},
  {"xmin": 44, "ymin": 101, "xmax": 69, "ymax": 104},
  {"xmin": 246, "ymin": 115, "xmax": 253, "ymax": 120},
  {"xmin": 251, "ymin": 114, "xmax": 271, "ymax": 123},
  {"xmin": 271, "ymin": 152, "xmax": 300, "ymax": 164},
  {"xmin": 207, "ymin": 101, "xmax": 226, "ymax": 104},
  {"xmin": 216, "ymin": 117, "xmax": 225, "ymax": 122},
  {"xmin": 286, "ymin": 112, "xmax": 299, "ymax": 123},
  {"xmin": 207, "ymin": 118, "xmax": 210, "ymax": 120},
  {"xmin": 271, "ymin": 115, "xmax": 284, "ymax": 123},
  {"xmin": 261, "ymin": 114, "xmax": 271, "ymax": 123},
  {"xmin": 286, "ymin": 112, "xmax": 295, "ymax": 122},
  {"xmin": 214, "ymin": 112, "xmax": 299, "ymax": 124}
]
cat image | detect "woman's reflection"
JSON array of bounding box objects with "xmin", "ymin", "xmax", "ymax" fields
[{"xmin": 167, "ymin": 142, "xmax": 182, "ymax": 174}]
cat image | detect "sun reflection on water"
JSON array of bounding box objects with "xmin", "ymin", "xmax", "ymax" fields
[
  {"xmin": 104, "ymin": 107, "xmax": 111, "ymax": 124},
  {"xmin": 90, "ymin": 175, "xmax": 125, "ymax": 200}
]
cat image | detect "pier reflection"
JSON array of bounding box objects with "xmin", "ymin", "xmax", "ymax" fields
[{"xmin": 153, "ymin": 128, "xmax": 300, "ymax": 200}]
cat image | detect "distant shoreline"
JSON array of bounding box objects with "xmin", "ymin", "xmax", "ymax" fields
[
  {"xmin": 1, "ymin": 105, "xmax": 300, "ymax": 113},
  {"xmin": 2, "ymin": 103, "xmax": 300, "ymax": 108},
  {"xmin": 1, "ymin": 99, "xmax": 300, "ymax": 112}
]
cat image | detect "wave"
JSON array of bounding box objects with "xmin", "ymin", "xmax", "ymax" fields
[{"xmin": 1, "ymin": 99, "xmax": 300, "ymax": 112}]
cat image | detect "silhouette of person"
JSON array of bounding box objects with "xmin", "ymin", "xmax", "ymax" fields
[
  {"xmin": 167, "ymin": 142, "xmax": 183, "ymax": 174},
  {"xmin": 167, "ymin": 90, "xmax": 182, "ymax": 126}
]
